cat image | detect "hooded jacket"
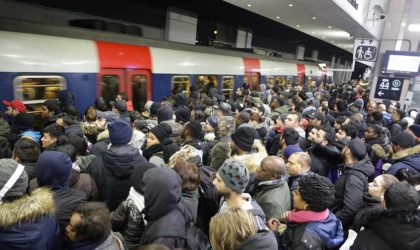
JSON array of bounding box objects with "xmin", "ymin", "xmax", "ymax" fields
[
  {"xmin": 139, "ymin": 167, "xmax": 191, "ymax": 249},
  {"xmin": 237, "ymin": 230, "xmax": 278, "ymax": 250},
  {"xmin": 351, "ymin": 210, "xmax": 420, "ymax": 250},
  {"xmin": 308, "ymin": 144, "xmax": 343, "ymax": 177},
  {"xmin": 0, "ymin": 188, "xmax": 60, "ymax": 250},
  {"xmin": 388, "ymin": 144, "xmax": 420, "ymax": 175},
  {"xmin": 0, "ymin": 117, "xmax": 12, "ymax": 158},
  {"xmin": 252, "ymin": 178, "xmax": 291, "ymax": 219},
  {"xmin": 89, "ymin": 144, "xmax": 146, "ymax": 211},
  {"xmin": 330, "ymin": 157, "xmax": 375, "ymax": 228},
  {"xmin": 37, "ymin": 151, "xmax": 87, "ymax": 231}
]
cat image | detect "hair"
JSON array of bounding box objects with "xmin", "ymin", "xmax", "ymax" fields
[
  {"xmin": 50, "ymin": 142, "xmax": 77, "ymax": 162},
  {"xmin": 298, "ymin": 174, "xmax": 335, "ymax": 212},
  {"xmin": 13, "ymin": 138, "xmax": 41, "ymax": 163},
  {"xmin": 67, "ymin": 135, "xmax": 87, "ymax": 157},
  {"xmin": 367, "ymin": 124, "xmax": 382, "ymax": 138},
  {"xmin": 209, "ymin": 207, "xmax": 257, "ymax": 250},
  {"xmin": 192, "ymin": 109, "xmax": 206, "ymax": 123},
  {"xmin": 319, "ymin": 105, "xmax": 329, "ymax": 115},
  {"xmin": 173, "ymin": 162, "xmax": 201, "ymax": 191},
  {"xmin": 236, "ymin": 111, "xmax": 250, "ymax": 125},
  {"xmin": 63, "ymin": 105, "xmax": 80, "ymax": 118},
  {"xmin": 340, "ymin": 123, "xmax": 359, "ymax": 139},
  {"xmin": 72, "ymin": 202, "xmax": 112, "ymax": 241},
  {"xmin": 139, "ymin": 245, "xmax": 170, "ymax": 250},
  {"xmin": 336, "ymin": 100, "xmax": 348, "ymax": 112},
  {"xmin": 117, "ymin": 92, "xmax": 128, "ymax": 101},
  {"xmin": 84, "ymin": 106, "xmax": 97, "ymax": 122},
  {"xmin": 335, "ymin": 116, "xmax": 347, "ymax": 126},
  {"xmin": 44, "ymin": 99, "xmax": 62, "ymax": 114},
  {"xmin": 319, "ymin": 125, "xmax": 335, "ymax": 144},
  {"xmin": 58, "ymin": 115, "xmax": 79, "ymax": 127},
  {"xmin": 384, "ymin": 182, "xmax": 419, "ymax": 211},
  {"xmin": 185, "ymin": 121, "xmax": 203, "ymax": 140},
  {"xmin": 282, "ymin": 127, "xmax": 300, "ymax": 146},
  {"xmin": 395, "ymin": 168, "xmax": 419, "ymax": 183},
  {"xmin": 130, "ymin": 110, "xmax": 142, "ymax": 123},
  {"xmin": 44, "ymin": 124, "xmax": 65, "ymax": 139},
  {"xmin": 292, "ymin": 152, "xmax": 311, "ymax": 170},
  {"xmin": 394, "ymin": 109, "xmax": 407, "ymax": 120},
  {"xmin": 149, "ymin": 102, "xmax": 161, "ymax": 117},
  {"xmin": 376, "ymin": 174, "xmax": 399, "ymax": 192}
]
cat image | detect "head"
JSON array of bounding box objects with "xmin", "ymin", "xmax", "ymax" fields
[
  {"xmin": 391, "ymin": 132, "xmax": 416, "ymax": 154},
  {"xmin": 213, "ymin": 159, "xmax": 249, "ymax": 198},
  {"xmin": 384, "ymin": 182, "xmax": 419, "ymax": 211},
  {"xmin": 312, "ymin": 125, "xmax": 335, "ymax": 147},
  {"xmin": 336, "ymin": 122, "xmax": 359, "ymax": 142},
  {"xmin": 366, "ymin": 101, "xmax": 377, "ymax": 115},
  {"xmin": 42, "ymin": 99, "xmax": 61, "ymax": 118},
  {"xmin": 284, "ymin": 113, "xmax": 301, "ymax": 128},
  {"xmin": 95, "ymin": 97, "xmax": 107, "ymax": 111},
  {"xmin": 368, "ymin": 174, "xmax": 398, "ymax": 199},
  {"xmin": 230, "ymin": 126, "xmax": 258, "ymax": 154},
  {"xmin": 364, "ymin": 125, "xmax": 382, "ymax": 140},
  {"xmin": 294, "ymin": 174, "xmax": 335, "ymax": 211},
  {"xmin": 116, "ymin": 92, "xmax": 128, "ymax": 101},
  {"xmin": 3, "ymin": 99, "xmax": 26, "ymax": 117},
  {"xmin": 181, "ymin": 121, "xmax": 203, "ymax": 141},
  {"xmin": 157, "ymin": 104, "xmax": 174, "ymax": 123},
  {"xmin": 235, "ymin": 111, "xmax": 250, "ymax": 127},
  {"xmin": 0, "ymin": 159, "xmax": 28, "ymax": 202},
  {"xmin": 342, "ymin": 138, "xmax": 367, "ymax": 162},
  {"xmin": 41, "ymin": 124, "xmax": 65, "ymax": 149},
  {"xmin": 36, "ymin": 151, "xmax": 72, "ymax": 190},
  {"xmin": 173, "ymin": 162, "xmax": 201, "ymax": 191},
  {"xmin": 110, "ymin": 100, "xmax": 127, "ymax": 114},
  {"xmin": 255, "ymin": 156, "xmax": 286, "ymax": 182},
  {"xmin": 130, "ymin": 162, "xmax": 157, "ymax": 194},
  {"xmin": 84, "ymin": 106, "xmax": 97, "ymax": 122},
  {"xmin": 13, "ymin": 138, "xmax": 41, "ymax": 164},
  {"xmin": 148, "ymin": 123, "xmax": 172, "ymax": 148},
  {"xmin": 108, "ymin": 120, "xmax": 133, "ymax": 146},
  {"xmin": 66, "ymin": 202, "xmax": 112, "ymax": 242},
  {"xmin": 209, "ymin": 207, "xmax": 257, "ymax": 250},
  {"xmin": 391, "ymin": 109, "xmax": 406, "ymax": 122},
  {"xmin": 308, "ymin": 112, "xmax": 325, "ymax": 127},
  {"xmin": 286, "ymin": 152, "xmax": 311, "ymax": 176}
]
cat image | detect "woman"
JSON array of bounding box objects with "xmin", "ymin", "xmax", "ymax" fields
[
  {"xmin": 353, "ymin": 174, "xmax": 398, "ymax": 232},
  {"xmin": 268, "ymin": 174, "xmax": 344, "ymax": 250},
  {"xmin": 364, "ymin": 124, "xmax": 389, "ymax": 175},
  {"xmin": 143, "ymin": 123, "xmax": 172, "ymax": 167}
]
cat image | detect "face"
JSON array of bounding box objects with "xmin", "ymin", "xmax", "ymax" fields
[
  {"xmin": 95, "ymin": 118, "xmax": 107, "ymax": 130},
  {"xmin": 5, "ymin": 106, "xmax": 18, "ymax": 117},
  {"xmin": 364, "ymin": 128, "xmax": 377, "ymax": 140},
  {"xmin": 203, "ymin": 120, "xmax": 214, "ymax": 133},
  {"xmin": 368, "ymin": 175, "xmax": 385, "ymax": 198},
  {"xmin": 391, "ymin": 111, "xmax": 400, "ymax": 122},
  {"xmin": 56, "ymin": 117, "xmax": 65, "ymax": 127},
  {"xmin": 285, "ymin": 114, "xmax": 298, "ymax": 128},
  {"xmin": 293, "ymin": 187, "xmax": 308, "ymax": 211},
  {"xmin": 367, "ymin": 101, "xmax": 377, "ymax": 114},
  {"xmin": 286, "ymin": 154, "xmax": 302, "ymax": 176},
  {"xmin": 255, "ymin": 164, "xmax": 273, "ymax": 181},
  {"xmin": 66, "ymin": 212, "xmax": 82, "ymax": 241},
  {"xmin": 312, "ymin": 129, "xmax": 327, "ymax": 146},
  {"xmin": 41, "ymin": 132, "xmax": 56, "ymax": 148},
  {"xmin": 146, "ymin": 132, "xmax": 159, "ymax": 148},
  {"xmin": 336, "ymin": 129, "xmax": 347, "ymax": 142},
  {"xmin": 309, "ymin": 118, "xmax": 319, "ymax": 127},
  {"xmin": 308, "ymin": 128, "xmax": 318, "ymax": 142},
  {"xmin": 41, "ymin": 105, "xmax": 51, "ymax": 118},
  {"xmin": 116, "ymin": 95, "xmax": 122, "ymax": 101},
  {"xmin": 212, "ymin": 173, "xmax": 231, "ymax": 197}
]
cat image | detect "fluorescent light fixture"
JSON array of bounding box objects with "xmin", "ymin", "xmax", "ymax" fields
[
  {"xmin": 296, "ymin": 25, "xmax": 300, "ymax": 28},
  {"xmin": 328, "ymin": 26, "xmax": 332, "ymax": 29},
  {"xmin": 331, "ymin": 40, "xmax": 335, "ymax": 43},
  {"xmin": 408, "ymin": 24, "xmax": 420, "ymax": 32},
  {"xmin": 322, "ymin": 36, "xmax": 326, "ymax": 39},
  {"xmin": 311, "ymin": 31, "xmax": 315, "ymax": 34},
  {"xmin": 312, "ymin": 17, "xmax": 317, "ymax": 20},
  {"xmin": 289, "ymin": 4, "xmax": 293, "ymax": 7},
  {"xmin": 276, "ymin": 16, "xmax": 280, "ymax": 19},
  {"xmin": 247, "ymin": 4, "xmax": 252, "ymax": 7}
]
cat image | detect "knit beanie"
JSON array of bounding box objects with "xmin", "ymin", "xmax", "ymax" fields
[
  {"xmin": 298, "ymin": 174, "xmax": 335, "ymax": 212},
  {"xmin": 0, "ymin": 159, "xmax": 28, "ymax": 199},
  {"xmin": 283, "ymin": 145, "xmax": 303, "ymax": 160},
  {"xmin": 409, "ymin": 124, "xmax": 420, "ymax": 137},
  {"xmin": 175, "ymin": 107, "xmax": 191, "ymax": 123},
  {"xmin": 150, "ymin": 123, "xmax": 172, "ymax": 143},
  {"xmin": 217, "ymin": 158, "xmax": 249, "ymax": 193},
  {"xmin": 391, "ymin": 131, "xmax": 416, "ymax": 148},
  {"xmin": 162, "ymin": 138, "xmax": 180, "ymax": 163},
  {"xmin": 130, "ymin": 162, "xmax": 157, "ymax": 194},
  {"xmin": 108, "ymin": 120, "xmax": 133, "ymax": 145},
  {"xmin": 231, "ymin": 126, "xmax": 258, "ymax": 152},
  {"xmin": 157, "ymin": 105, "xmax": 173, "ymax": 123}
]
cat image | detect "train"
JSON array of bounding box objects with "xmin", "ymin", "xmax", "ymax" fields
[{"xmin": 0, "ymin": 21, "xmax": 333, "ymax": 114}]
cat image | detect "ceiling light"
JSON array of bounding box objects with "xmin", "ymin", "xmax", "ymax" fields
[
  {"xmin": 276, "ymin": 16, "xmax": 280, "ymax": 19},
  {"xmin": 213, "ymin": 30, "xmax": 218, "ymax": 34},
  {"xmin": 331, "ymin": 40, "xmax": 335, "ymax": 43},
  {"xmin": 311, "ymin": 31, "xmax": 315, "ymax": 34},
  {"xmin": 312, "ymin": 17, "xmax": 317, "ymax": 20},
  {"xmin": 289, "ymin": 4, "xmax": 294, "ymax": 7},
  {"xmin": 296, "ymin": 25, "xmax": 300, "ymax": 28},
  {"xmin": 347, "ymin": 37, "xmax": 352, "ymax": 40},
  {"xmin": 328, "ymin": 26, "xmax": 332, "ymax": 29},
  {"xmin": 322, "ymin": 36, "xmax": 326, "ymax": 39},
  {"xmin": 338, "ymin": 43, "xmax": 342, "ymax": 45},
  {"xmin": 247, "ymin": 4, "xmax": 252, "ymax": 7},
  {"xmin": 408, "ymin": 24, "xmax": 420, "ymax": 32}
]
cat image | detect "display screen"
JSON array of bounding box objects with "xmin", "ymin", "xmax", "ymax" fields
[{"xmin": 382, "ymin": 50, "xmax": 420, "ymax": 76}]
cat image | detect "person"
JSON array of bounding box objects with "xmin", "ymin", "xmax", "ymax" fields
[
  {"xmin": 12, "ymin": 138, "xmax": 41, "ymax": 180},
  {"xmin": 351, "ymin": 182, "xmax": 420, "ymax": 249},
  {"xmin": 387, "ymin": 131, "xmax": 420, "ymax": 175},
  {"xmin": 89, "ymin": 119, "xmax": 146, "ymax": 211},
  {"xmin": 209, "ymin": 207, "xmax": 277, "ymax": 250},
  {"xmin": 0, "ymin": 117, "xmax": 12, "ymax": 158},
  {"xmin": 284, "ymin": 112, "xmax": 306, "ymax": 149},
  {"xmin": 3, "ymin": 99, "xmax": 26, "ymax": 120},
  {"xmin": 268, "ymin": 174, "xmax": 344, "ymax": 250},
  {"xmin": 112, "ymin": 162, "xmax": 156, "ymax": 250},
  {"xmin": 286, "ymin": 152, "xmax": 313, "ymax": 205},
  {"xmin": 42, "ymin": 99, "xmax": 62, "ymax": 127},
  {"xmin": 139, "ymin": 167, "xmax": 195, "ymax": 248},
  {"xmin": 143, "ymin": 123, "xmax": 175, "ymax": 167},
  {"xmin": 41, "ymin": 124, "xmax": 65, "ymax": 150},
  {"xmin": 352, "ymin": 174, "xmax": 398, "ymax": 231},
  {"xmin": 0, "ymin": 158, "xmax": 60, "ymax": 250},
  {"xmin": 252, "ymin": 156, "xmax": 291, "ymax": 219},
  {"xmin": 330, "ymin": 138, "xmax": 374, "ymax": 234},
  {"xmin": 110, "ymin": 100, "xmax": 131, "ymax": 122},
  {"xmin": 65, "ymin": 202, "xmax": 126, "ymax": 249},
  {"xmin": 157, "ymin": 104, "xmax": 183, "ymax": 144},
  {"xmin": 12, "ymin": 112, "xmax": 41, "ymax": 143}
]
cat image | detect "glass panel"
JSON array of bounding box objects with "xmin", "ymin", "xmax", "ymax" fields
[
  {"xmin": 197, "ymin": 75, "xmax": 218, "ymax": 93},
  {"xmin": 267, "ymin": 76, "xmax": 275, "ymax": 89},
  {"xmin": 101, "ymin": 75, "xmax": 120, "ymax": 106},
  {"xmin": 243, "ymin": 75, "xmax": 249, "ymax": 87},
  {"xmin": 171, "ymin": 76, "xmax": 191, "ymax": 95},
  {"xmin": 276, "ymin": 76, "xmax": 286, "ymax": 86},
  {"xmin": 252, "ymin": 74, "xmax": 259, "ymax": 90},
  {"xmin": 132, "ymin": 74, "xmax": 147, "ymax": 112},
  {"xmin": 13, "ymin": 76, "xmax": 66, "ymax": 113},
  {"xmin": 222, "ymin": 76, "xmax": 234, "ymax": 100}
]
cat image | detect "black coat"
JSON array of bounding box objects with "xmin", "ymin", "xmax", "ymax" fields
[
  {"xmin": 352, "ymin": 195, "xmax": 383, "ymax": 232},
  {"xmin": 351, "ymin": 210, "xmax": 420, "ymax": 250},
  {"xmin": 54, "ymin": 187, "xmax": 87, "ymax": 232},
  {"xmin": 308, "ymin": 144, "xmax": 343, "ymax": 177},
  {"xmin": 89, "ymin": 144, "xmax": 146, "ymax": 211},
  {"xmin": 330, "ymin": 158, "xmax": 374, "ymax": 229}
]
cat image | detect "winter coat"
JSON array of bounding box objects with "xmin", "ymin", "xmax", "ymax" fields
[
  {"xmin": 54, "ymin": 187, "xmax": 87, "ymax": 232},
  {"xmin": 65, "ymin": 232, "xmax": 126, "ymax": 250},
  {"xmin": 280, "ymin": 211, "xmax": 344, "ymax": 250},
  {"xmin": 352, "ymin": 195, "xmax": 383, "ymax": 232},
  {"xmin": 161, "ymin": 120, "xmax": 183, "ymax": 145},
  {"xmin": 330, "ymin": 158, "xmax": 374, "ymax": 229},
  {"xmin": 69, "ymin": 170, "xmax": 99, "ymax": 201},
  {"xmin": 0, "ymin": 117, "xmax": 12, "ymax": 158},
  {"xmin": 0, "ymin": 188, "xmax": 60, "ymax": 250},
  {"xmin": 89, "ymin": 144, "xmax": 146, "ymax": 211},
  {"xmin": 22, "ymin": 161, "xmax": 38, "ymax": 181},
  {"xmin": 182, "ymin": 189, "xmax": 199, "ymax": 224},
  {"xmin": 252, "ymin": 178, "xmax": 291, "ymax": 219},
  {"xmin": 351, "ymin": 210, "xmax": 420, "ymax": 250},
  {"xmin": 308, "ymin": 144, "xmax": 343, "ymax": 177},
  {"xmin": 90, "ymin": 137, "xmax": 110, "ymax": 157},
  {"xmin": 388, "ymin": 144, "xmax": 420, "ymax": 175},
  {"xmin": 237, "ymin": 230, "xmax": 278, "ymax": 250}
]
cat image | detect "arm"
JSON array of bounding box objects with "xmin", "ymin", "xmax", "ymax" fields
[{"xmin": 111, "ymin": 200, "xmax": 129, "ymax": 231}]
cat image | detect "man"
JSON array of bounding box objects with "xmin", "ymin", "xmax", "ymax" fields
[
  {"xmin": 2, "ymin": 99, "xmax": 26, "ymax": 121},
  {"xmin": 42, "ymin": 99, "xmax": 62, "ymax": 127},
  {"xmin": 181, "ymin": 121, "xmax": 208, "ymax": 161},
  {"xmin": 89, "ymin": 120, "xmax": 146, "ymax": 210},
  {"xmin": 286, "ymin": 152, "xmax": 312, "ymax": 200},
  {"xmin": 252, "ymin": 156, "xmax": 291, "ymax": 219},
  {"xmin": 336, "ymin": 122, "xmax": 359, "ymax": 146},
  {"xmin": 41, "ymin": 124, "xmax": 65, "ymax": 150},
  {"xmin": 212, "ymin": 158, "xmax": 277, "ymax": 248},
  {"xmin": 351, "ymin": 182, "xmax": 420, "ymax": 249},
  {"xmin": 284, "ymin": 112, "xmax": 306, "ymax": 149},
  {"xmin": 279, "ymin": 127, "xmax": 300, "ymax": 156},
  {"xmin": 330, "ymin": 138, "xmax": 374, "ymax": 233},
  {"xmin": 157, "ymin": 104, "xmax": 183, "ymax": 145},
  {"xmin": 387, "ymin": 131, "xmax": 420, "ymax": 175},
  {"xmin": 110, "ymin": 100, "xmax": 130, "ymax": 123},
  {"xmin": 307, "ymin": 111, "xmax": 326, "ymax": 128},
  {"xmin": 13, "ymin": 138, "xmax": 41, "ymax": 180}
]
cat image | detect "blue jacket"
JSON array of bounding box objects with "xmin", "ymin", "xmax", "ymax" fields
[{"xmin": 388, "ymin": 145, "xmax": 420, "ymax": 175}]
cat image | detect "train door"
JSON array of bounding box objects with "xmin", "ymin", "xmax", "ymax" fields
[
  {"xmin": 244, "ymin": 72, "xmax": 260, "ymax": 91},
  {"xmin": 99, "ymin": 68, "xmax": 151, "ymax": 111}
]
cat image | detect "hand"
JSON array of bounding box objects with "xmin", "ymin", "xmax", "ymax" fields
[
  {"xmin": 279, "ymin": 211, "xmax": 291, "ymax": 223},
  {"xmin": 267, "ymin": 218, "xmax": 280, "ymax": 231}
]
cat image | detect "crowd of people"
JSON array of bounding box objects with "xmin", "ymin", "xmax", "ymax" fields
[{"xmin": 0, "ymin": 81, "xmax": 419, "ymax": 250}]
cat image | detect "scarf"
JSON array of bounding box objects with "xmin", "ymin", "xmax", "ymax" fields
[
  {"xmin": 288, "ymin": 209, "xmax": 329, "ymax": 223},
  {"xmin": 128, "ymin": 187, "xmax": 146, "ymax": 214},
  {"xmin": 142, "ymin": 144, "xmax": 162, "ymax": 160}
]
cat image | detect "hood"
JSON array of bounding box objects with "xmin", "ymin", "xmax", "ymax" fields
[
  {"xmin": 392, "ymin": 144, "xmax": 420, "ymax": 161},
  {"xmin": 19, "ymin": 130, "xmax": 41, "ymax": 144},
  {"xmin": 37, "ymin": 151, "xmax": 72, "ymax": 190},
  {"xmin": 237, "ymin": 230, "xmax": 278, "ymax": 250},
  {"xmin": 143, "ymin": 167, "xmax": 182, "ymax": 221},
  {"xmin": 103, "ymin": 145, "xmax": 145, "ymax": 178},
  {"xmin": 0, "ymin": 188, "xmax": 55, "ymax": 228},
  {"xmin": 347, "ymin": 157, "xmax": 375, "ymax": 177},
  {"xmin": 0, "ymin": 118, "xmax": 11, "ymax": 137},
  {"xmin": 305, "ymin": 212, "xmax": 344, "ymax": 249},
  {"xmin": 232, "ymin": 140, "xmax": 267, "ymax": 173}
]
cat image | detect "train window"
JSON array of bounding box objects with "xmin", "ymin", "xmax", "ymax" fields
[
  {"xmin": 276, "ymin": 76, "xmax": 286, "ymax": 87},
  {"xmin": 222, "ymin": 76, "xmax": 234, "ymax": 100},
  {"xmin": 101, "ymin": 75, "xmax": 120, "ymax": 106},
  {"xmin": 132, "ymin": 75, "xmax": 147, "ymax": 112},
  {"xmin": 197, "ymin": 75, "xmax": 218, "ymax": 93},
  {"xmin": 267, "ymin": 76, "xmax": 275, "ymax": 88},
  {"xmin": 13, "ymin": 76, "xmax": 66, "ymax": 113},
  {"xmin": 171, "ymin": 76, "xmax": 190, "ymax": 95}
]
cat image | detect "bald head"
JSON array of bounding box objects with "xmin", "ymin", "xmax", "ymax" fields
[{"xmin": 256, "ymin": 156, "xmax": 286, "ymax": 181}]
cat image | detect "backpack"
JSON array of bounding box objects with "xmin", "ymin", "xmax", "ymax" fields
[{"xmin": 176, "ymin": 202, "xmax": 209, "ymax": 250}]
